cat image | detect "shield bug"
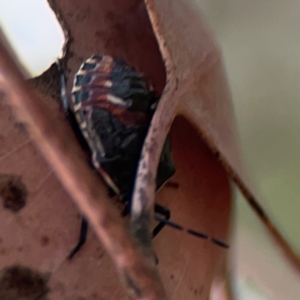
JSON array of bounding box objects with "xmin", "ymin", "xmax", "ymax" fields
[
  {"xmin": 70, "ymin": 55, "xmax": 175, "ymax": 202},
  {"xmin": 57, "ymin": 55, "xmax": 229, "ymax": 259}
]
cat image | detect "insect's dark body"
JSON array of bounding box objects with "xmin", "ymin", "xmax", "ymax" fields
[
  {"xmin": 58, "ymin": 55, "xmax": 228, "ymax": 259},
  {"xmin": 70, "ymin": 55, "xmax": 175, "ymax": 205}
]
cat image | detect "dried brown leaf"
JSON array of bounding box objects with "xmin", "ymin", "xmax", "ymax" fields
[{"xmin": 0, "ymin": 0, "xmax": 299, "ymax": 299}]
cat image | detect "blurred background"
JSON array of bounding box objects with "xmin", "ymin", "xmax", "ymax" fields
[{"xmin": 0, "ymin": 0, "xmax": 299, "ymax": 299}]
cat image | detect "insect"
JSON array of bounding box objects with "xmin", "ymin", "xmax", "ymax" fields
[{"xmin": 57, "ymin": 55, "xmax": 229, "ymax": 259}]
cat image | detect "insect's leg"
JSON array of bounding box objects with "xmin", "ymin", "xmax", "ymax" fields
[
  {"xmin": 151, "ymin": 204, "xmax": 172, "ymax": 265},
  {"xmin": 122, "ymin": 202, "xmax": 171, "ymax": 237},
  {"xmin": 122, "ymin": 203, "xmax": 169, "ymax": 264},
  {"xmin": 121, "ymin": 201, "xmax": 170, "ymax": 265},
  {"xmin": 68, "ymin": 218, "xmax": 88, "ymax": 259},
  {"xmin": 122, "ymin": 203, "xmax": 172, "ymax": 236},
  {"xmin": 152, "ymin": 204, "xmax": 171, "ymax": 237}
]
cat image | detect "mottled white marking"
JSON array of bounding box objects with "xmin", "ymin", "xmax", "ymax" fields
[
  {"xmin": 72, "ymin": 85, "xmax": 82, "ymax": 93},
  {"xmin": 79, "ymin": 121, "xmax": 87, "ymax": 130},
  {"xmin": 85, "ymin": 58, "xmax": 97, "ymax": 64},
  {"xmin": 103, "ymin": 80, "xmax": 112, "ymax": 87},
  {"xmin": 87, "ymin": 112, "xmax": 106, "ymax": 157},
  {"xmin": 92, "ymin": 151, "xmax": 100, "ymax": 168},
  {"xmin": 82, "ymin": 131, "xmax": 89, "ymax": 140},
  {"xmin": 72, "ymin": 102, "xmax": 82, "ymax": 112},
  {"xmin": 150, "ymin": 102, "xmax": 157, "ymax": 110},
  {"xmin": 75, "ymin": 113, "xmax": 82, "ymax": 123},
  {"xmin": 89, "ymin": 76, "xmax": 112, "ymax": 88},
  {"xmin": 107, "ymin": 94, "xmax": 127, "ymax": 106},
  {"xmin": 90, "ymin": 151, "xmax": 120, "ymax": 194},
  {"xmin": 76, "ymin": 69, "xmax": 88, "ymax": 76},
  {"xmin": 71, "ymin": 94, "xmax": 76, "ymax": 104}
]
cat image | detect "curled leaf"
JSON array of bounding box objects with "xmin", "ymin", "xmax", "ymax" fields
[{"xmin": 0, "ymin": 0, "xmax": 299, "ymax": 299}]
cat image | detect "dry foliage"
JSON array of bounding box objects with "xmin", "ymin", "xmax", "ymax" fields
[{"xmin": 0, "ymin": 0, "xmax": 299, "ymax": 299}]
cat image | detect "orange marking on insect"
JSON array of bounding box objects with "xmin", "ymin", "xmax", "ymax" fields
[{"xmin": 95, "ymin": 56, "xmax": 114, "ymax": 74}]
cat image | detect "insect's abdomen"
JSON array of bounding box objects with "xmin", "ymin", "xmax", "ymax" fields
[{"xmin": 71, "ymin": 55, "xmax": 175, "ymax": 202}]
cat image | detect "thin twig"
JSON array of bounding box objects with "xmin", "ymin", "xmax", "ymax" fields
[{"xmin": 129, "ymin": 0, "xmax": 178, "ymax": 249}]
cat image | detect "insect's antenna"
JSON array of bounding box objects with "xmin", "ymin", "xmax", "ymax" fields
[
  {"xmin": 56, "ymin": 58, "xmax": 69, "ymax": 114},
  {"xmin": 154, "ymin": 215, "xmax": 229, "ymax": 249}
]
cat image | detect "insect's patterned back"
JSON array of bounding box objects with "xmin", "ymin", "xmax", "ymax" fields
[
  {"xmin": 70, "ymin": 55, "xmax": 175, "ymax": 203},
  {"xmin": 57, "ymin": 56, "xmax": 229, "ymax": 254}
]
